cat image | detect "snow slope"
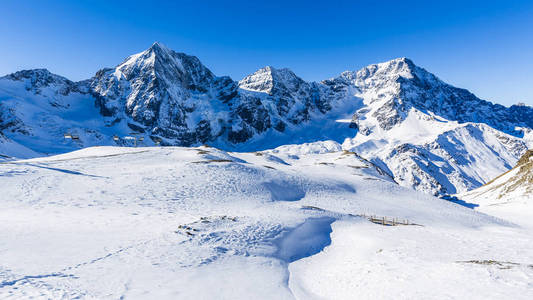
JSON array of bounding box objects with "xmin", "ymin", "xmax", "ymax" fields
[
  {"xmin": 336, "ymin": 58, "xmax": 531, "ymax": 195},
  {"xmin": 459, "ymin": 149, "xmax": 533, "ymax": 227},
  {"xmin": 0, "ymin": 69, "xmax": 130, "ymax": 154},
  {"xmin": 1, "ymin": 144, "xmax": 532, "ymax": 299},
  {"xmin": 343, "ymin": 110, "xmax": 529, "ymax": 195}
]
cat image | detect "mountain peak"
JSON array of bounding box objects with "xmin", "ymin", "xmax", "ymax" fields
[
  {"xmin": 390, "ymin": 57, "xmax": 414, "ymax": 64},
  {"xmin": 5, "ymin": 68, "xmax": 53, "ymax": 79},
  {"xmin": 361, "ymin": 57, "xmax": 417, "ymax": 78},
  {"xmin": 119, "ymin": 42, "xmax": 174, "ymax": 70},
  {"xmin": 150, "ymin": 41, "xmax": 166, "ymax": 49},
  {"xmin": 147, "ymin": 41, "xmax": 172, "ymax": 55},
  {"xmin": 90, "ymin": 42, "xmax": 219, "ymax": 127},
  {"xmin": 3, "ymin": 68, "xmax": 73, "ymax": 88},
  {"xmin": 112, "ymin": 43, "xmax": 215, "ymax": 86},
  {"xmin": 378, "ymin": 57, "xmax": 415, "ymax": 68},
  {"xmin": 239, "ymin": 66, "xmax": 303, "ymax": 94}
]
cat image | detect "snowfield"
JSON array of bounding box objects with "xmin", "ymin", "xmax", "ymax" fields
[{"xmin": 0, "ymin": 144, "xmax": 532, "ymax": 299}]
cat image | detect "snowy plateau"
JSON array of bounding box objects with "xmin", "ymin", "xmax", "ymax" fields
[{"xmin": 0, "ymin": 43, "xmax": 532, "ymax": 299}]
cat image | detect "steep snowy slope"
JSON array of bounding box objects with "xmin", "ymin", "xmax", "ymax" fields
[
  {"xmin": 459, "ymin": 150, "xmax": 533, "ymax": 226},
  {"xmin": 1, "ymin": 43, "xmax": 531, "ymax": 196},
  {"xmin": 90, "ymin": 42, "xmax": 235, "ymax": 145},
  {"xmin": 336, "ymin": 58, "xmax": 532, "ymax": 195},
  {"xmin": 343, "ymin": 110, "xmax": 529, "ymax": 195},
  {"xmin": 0, "ymin": 133, "xmax": 38, "ymax": 160},
  {"xmin": 1, "ymin": 145, "xmax": 532, "ymax": 299},
  {"xmin": 0, "ymin": 69, "xmax": 125, "ymax": 155}
]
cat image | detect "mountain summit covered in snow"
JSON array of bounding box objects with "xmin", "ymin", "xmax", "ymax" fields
[{"xmin": 0, "ymin": 42, "xmax": 532, "ymax": 196}]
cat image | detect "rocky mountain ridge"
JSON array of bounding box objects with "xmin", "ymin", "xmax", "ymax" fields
[{"xmin": 1, "ymin": 42, "xmax": 531, "ymax": 196}]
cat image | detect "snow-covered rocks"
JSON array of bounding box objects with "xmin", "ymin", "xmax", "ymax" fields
[
  {"xmin": 344, "ymin": 118, "xmax": 529, "ymax": 195},
  {"xmin": 90, "ymin": 42, "xmax": 231, "ymax": 145}
]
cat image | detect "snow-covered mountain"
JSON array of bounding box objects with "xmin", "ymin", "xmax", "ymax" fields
[
  {"xmin": 334, "ymin": 58, "xmax": 532, "ymax": 195},
  {"xmin": 1, "ymin": 43, "xmax": 531, "ymax": 195},
  {"xmin": 90, "ymin": 42, "xmax": 234, "ymax": 145},
  {"xmin": 0, "ymin": 68, "xmax": 108, "ymax": 157},
  {"xmin": 2, "ymin": 44, "xmax": 533, "ymax": 298},
  {"xmin": 333, "ymin": 57, "xmax": 532, "ymax": 134}
]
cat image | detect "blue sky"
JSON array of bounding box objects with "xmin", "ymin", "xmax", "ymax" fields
[{"xmin": 1, "ymin": 0, "xmax": 532, "ymax": 106}]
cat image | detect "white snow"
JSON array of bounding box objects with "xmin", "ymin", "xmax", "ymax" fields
[
  {"xmin": 459, "ymin": 152, "xmax": 533, "ymax": 228},
  {"xmin": 342, "ymin": 108, "xmax": 528, "ymax": 194},
  {"xmin": 1, "ymin": 145, "xmax": 532, "ymax": 299}
]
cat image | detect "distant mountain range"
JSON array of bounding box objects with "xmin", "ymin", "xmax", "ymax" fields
[{"xmin": 1, "ymin": 42, "xmax": 531, "ymax": 196}]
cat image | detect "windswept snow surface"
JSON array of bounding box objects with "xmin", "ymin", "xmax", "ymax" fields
[{"xmin": 1, "ymin": 144, "xmax": 532, "ymax": 299}]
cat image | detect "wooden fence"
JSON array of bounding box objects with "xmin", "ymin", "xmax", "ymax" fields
[
  {"xmin": 300, "ymin": 206, "xmax": 421, "ymax": 226},
  {"xmin": 356, "ymin": 214, "xmax": 420, "ymax": 226}
]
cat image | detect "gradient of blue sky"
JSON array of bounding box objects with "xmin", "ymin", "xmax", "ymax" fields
[{"xmin": 1, "ymin": 0, "xmax": 532, "ymax": 106}]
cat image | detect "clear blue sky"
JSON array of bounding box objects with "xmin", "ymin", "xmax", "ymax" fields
[{"xmin": 1, "ymin": 0, "xmax": 532, "ymax": 106}]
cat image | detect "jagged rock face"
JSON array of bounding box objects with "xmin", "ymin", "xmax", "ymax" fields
[
  {"xmin": 225, "ymin": 66, "xmax": 338, "ymax": 144},
  {"xmin": 336, "ymin": 58, "xmax": 533, "ymax": 134},
  {"xmin": 228, "ymin": 96, "xmax": 271, "ymax": 143},
  {"xmin": 0, "ymin": 103, "xmax": 26, "ymax": 135},
  {"xmin": 238, "ymin": 67, "xmax": 324, "ymax": 129},
  {"xmin": 90, "ymin": 43, "xmax": 232, "ymax": 145},
  {"xmin": 4, "ymin": 69, "xmax": 88, "ymax": 98},
  {"xmin": 377, "ymin": 124, "xmax": 528, "ymax": 195},
  {"xmin": 517, "ymin": 149, "xmax": 533, "ymax": 166}
]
